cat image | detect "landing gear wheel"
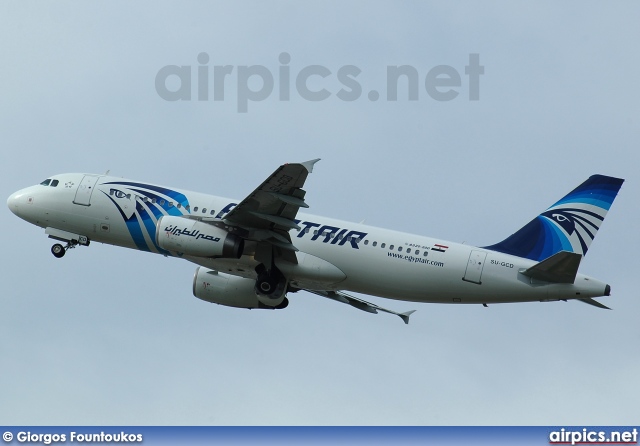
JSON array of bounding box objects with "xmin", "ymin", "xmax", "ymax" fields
[
  {"xmin": 51, "ymin": 244, "xmax": 66, "ymax": 258},
  {"xmin": 254, "ymin": 263, "xmax": 286, "ymax": 302},
  {"xmin": 257, "ymin": 275, "xmax": 278, "ymax": 295}
]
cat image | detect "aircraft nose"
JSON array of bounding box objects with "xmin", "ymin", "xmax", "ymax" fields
[
  {"xmin": 7, "ymin": 192, "xmax": 19, "ymax": 215},
  {"xmin": 7, "ymin": 194, "xmax": 18, "ymax": 214}
]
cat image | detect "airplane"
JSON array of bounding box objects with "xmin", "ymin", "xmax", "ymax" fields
[{"xmin": 7, "ymin": 159, "xmax": 624, "ymax": 323}]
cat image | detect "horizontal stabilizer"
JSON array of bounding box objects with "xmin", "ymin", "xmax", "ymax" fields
[
  {"xmin": 578, "ymin": 298, "xmax": 611, "ymax": 310},
  {"xmin": 520, "ymin": 251, "xmax": 582, "ymax": 284}
]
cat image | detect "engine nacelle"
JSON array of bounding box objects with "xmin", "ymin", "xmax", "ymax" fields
[
  {"xmin": 156, "ymin": 215, "xmax": 244, "ymax": 258},
  {"xmin": 192, "ymin": 267, "xmax": 288, "ymax": 309}
]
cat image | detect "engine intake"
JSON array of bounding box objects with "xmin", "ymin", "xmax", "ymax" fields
[{"xmin": 156, "ymin": 215, "xmax": 244, "ymax": 258}]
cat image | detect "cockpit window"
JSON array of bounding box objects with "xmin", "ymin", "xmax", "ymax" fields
[
  {"xmin": 50, "ymin": 180, "xmax": 59, "ymax": 187},
  {"xmin": 40, "ymin": 179, "xmax": 51, "ymax": 186}
]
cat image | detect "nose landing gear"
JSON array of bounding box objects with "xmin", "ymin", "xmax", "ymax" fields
[{"xmin": 48, "ymin": 234, "xmax": 90, "ymax": 259}]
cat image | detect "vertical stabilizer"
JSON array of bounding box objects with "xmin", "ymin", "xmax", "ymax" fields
[{"xmin": 484, "ymin": 175, "xmax": 624, "ymax": 261}]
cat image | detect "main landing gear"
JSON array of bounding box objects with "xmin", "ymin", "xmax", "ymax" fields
[{"xmin": 254, "ymin": 264, "xmax": 287, "ymax": 300}]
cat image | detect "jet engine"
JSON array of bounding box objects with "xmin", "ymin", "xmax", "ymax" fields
[
  {"xmin": 156, "ymin": 215, "xmax": 243, "ymax": 258},
  {"xmin": 192, "ymin": 267, "xmax": 288, "ymax": 309}
]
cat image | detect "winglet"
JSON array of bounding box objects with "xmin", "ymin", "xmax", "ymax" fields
[
  {"xmin": 399, "ymin": 310, "xmax": 416, "ymax": 325},
  {"xmin": 300, "ymin": 158, "xmax": 321, "ymax": 173}
]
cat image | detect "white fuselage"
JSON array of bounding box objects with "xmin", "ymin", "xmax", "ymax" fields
[{"xmin": 7, "ymin": 173, "xmax": 610, "ymax": 305}]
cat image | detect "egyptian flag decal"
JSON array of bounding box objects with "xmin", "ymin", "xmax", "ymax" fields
[{"xmin": 431, "ymin": 244, "xmax": 449, "ymax": 253}]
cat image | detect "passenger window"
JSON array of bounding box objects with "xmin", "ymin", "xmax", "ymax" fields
[
  {"xmin": 40, "ymin": 179, "xmax": 51, "ymax": 186},
  {"xmin": 193, "ymin": 206, "xmax": 199, "ymax": 212},
  {"xmin": 50, "ymin": 180, "xmax": 59, "ymax": 187},
  {"xmin": 152, "ymin": 198, "xmax": 157, "ymax": 203},
  {"xmin": 415, "ymin": 250, "xmax": 419, "ymax": 255},
  {"xmin": 398, "ymin": 247, "xmax": 403, "ymax": 252},
  {"xmin": 176, "ymin": 203, "xmax": 181, "ymax": 209},
  {"xmin": 423, "ymin": 251, "xmax": 428, "ymax": 256},
  {"xmin": 381, "ymin": 243, "xmax": 386, "ymax": 248},
  {"xmin": 372, "ymin": 241, "xmax": 377, "ymax": 247},
  {"xmin": 202, "ymin": 208, "xmax": 207, "ymax": 213},
  {"xmin": 168, "ymin": 202, "xmax": 173, "ymax": 208},
  {"xmin": 364, "ymin": 240, "xmax": 369, "ymax": 245},
  {"xmin": 210, "ymin": 210, "xmax": 215, "ymax": 215},
  {"xmin": 185, "ymin": 205, "xmax": 190, "ymax": 211},
  {"xmin": 389, "ymin": 245, "xmax": 394, "ymax": 250},
  {"xmin": 159, "ymin": 199, "xmax": 165, "ymax": 205}
]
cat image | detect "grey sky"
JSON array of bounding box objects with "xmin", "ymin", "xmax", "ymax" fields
[{"xmin": 1, "ymin": 1, "xmax": 638, "ymax": 425}]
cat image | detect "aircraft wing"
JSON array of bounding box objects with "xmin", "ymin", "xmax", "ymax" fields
[
  {"xmin": 222, "ymin": 159, "xmax": 320, "ymax": 263},
  {"xmin": 306, "ymin": 289, "xmax": 416, "ymax": 324}
]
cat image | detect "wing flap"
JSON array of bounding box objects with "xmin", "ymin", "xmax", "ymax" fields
[
  {"xmin": 268, "ymin": 192, "xmax": 309, "ymax": 208},
  {"xmin": 248, "ymin": 211, "xmax": 301, "ymax": 230}
]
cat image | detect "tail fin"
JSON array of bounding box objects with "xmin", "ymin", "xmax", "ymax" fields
[{"xmin": 484, "ymin": 175, "xmax": 624, "ymax": 261}]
